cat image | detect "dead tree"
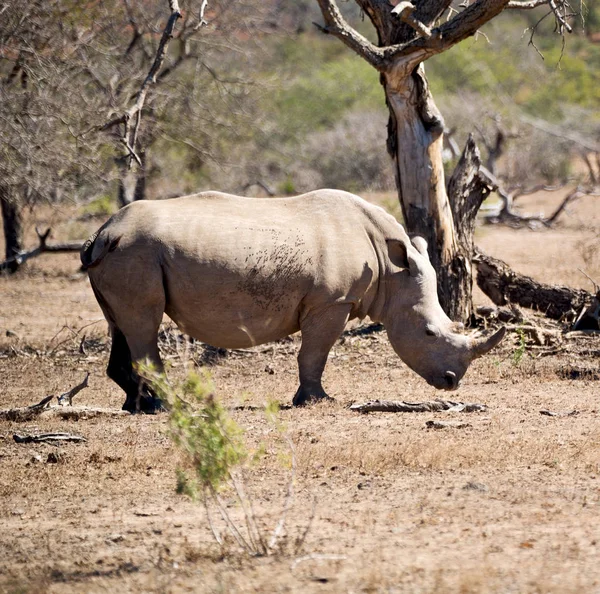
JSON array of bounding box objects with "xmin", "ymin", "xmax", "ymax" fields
[
  {"xmin": 475, "ymin": 249, "xmax": 598, "ymax": 327},
  {"xmin": 314, "ymin": 0, "xmax": 580, "ymax": 322},
  {"xmin": 481, "ymin": 174, "xmax": 596, "ymax": 228}
]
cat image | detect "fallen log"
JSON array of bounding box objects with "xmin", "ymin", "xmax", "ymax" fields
[
  {"xmin": 474, "ymin": 249, "xmax": 597, "ymax": 325},
  {"xmin": 349, "ymin": 399, "xmax": 487, "ymax": 414},
  {"xmin": 1, "ymin": 405, "xmax": 129, "ymax": 422},
  {"xmin": 0, "ymin": 394, "xmax": 55, "ymax": 422}
]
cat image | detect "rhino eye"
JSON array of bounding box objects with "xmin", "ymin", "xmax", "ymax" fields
[{"xmin": 425, "ymin": 325, "xmax": 439, "ymax": 337}]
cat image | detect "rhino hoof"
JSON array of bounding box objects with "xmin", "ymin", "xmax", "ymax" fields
[
  {"xmin": 122, "ymin": 393, "xmax": 166, "ymax": 415},
  {"xmin": 292, "ymin": 389, "xmax": 334, "ymax": 407}
]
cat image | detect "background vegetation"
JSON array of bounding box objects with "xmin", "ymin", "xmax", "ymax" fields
[{"xmin": 2, "ymin": 1, "xmax": 599, "ymax": 223}]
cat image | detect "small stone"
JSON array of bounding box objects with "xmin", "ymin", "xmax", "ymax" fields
[{"xmin": 462, "ymin": 481, "xmax": 488, "ymax": 492}]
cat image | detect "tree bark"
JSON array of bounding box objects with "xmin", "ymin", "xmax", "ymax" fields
[
  {"xmin": 384, "ymin": 64, "xmax": 490, "ymax": 321},
  {"xmin": 0, "ymin": 185, "xmax": 24, "ymax": 274}
]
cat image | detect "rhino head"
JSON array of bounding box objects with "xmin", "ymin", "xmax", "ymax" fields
[{"xmin": 382, "ymin": 235, "xmax": 505, "ymax": 390}]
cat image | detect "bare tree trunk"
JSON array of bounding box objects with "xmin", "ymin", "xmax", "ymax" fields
[
  {"xmin": 384, "ymin": 66, "xmax": 490, "ymax": 321},
  {"xmin": 0, "ymin": 185, "xmax": 24, "ymax": 274}
]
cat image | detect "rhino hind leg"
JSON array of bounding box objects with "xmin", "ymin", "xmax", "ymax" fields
[
  {"xmin": 293, "ymin": 304, "xmax": 351, "ymax": 407},
  {"xmin": 98, "ymin": 264, "xmax": 166, "ymax": 413},
  {"xmin": 107, "ymin": 327, "xmax": 164, "ymax": 414}
]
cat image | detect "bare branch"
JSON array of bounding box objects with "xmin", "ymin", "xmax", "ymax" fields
[
  {"xmin": 366, "ymin": 0, "xmax": 514, "ymax": 70},
  {"xmin": 194, "ymin": 0, "xmax": 209, "ymax": 30},
  {"xmin": 0, "ymin": 227, "xmax": 84, "ymax": 273},
  {"xmin": 119, "ymin": 137, "xmax": 143, "ymax": 167},
  {"xmin": 402, "ymin": 0, "xmax": 512, "ymax": 58},
  {"xmin": 506, "ymin": 0, "xmax": 548, "ymax": 8},
  {"xmin": 478, "ymin": 168, "xmax": 592, "ymax": 228},
  {"xmin": 549, "ymin": 0, "xmax": 573, "ymax": 33},
  {"xmin": 97, "ymin": 0, "xmax": 182, "ymax": 166},
  {"xmin": 391, "ymin": 2, "xmax": 433, "ymax": 38},
  {"xmin": 313, "ymin": 0, "xmax": 387, "ymax": 70},
  {"xmin": 57, "ymin": 373, "xmax": 90, "ymax": 406}
]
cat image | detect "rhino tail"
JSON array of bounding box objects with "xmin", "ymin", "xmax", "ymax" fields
[{"xmin": 80, "ymin": 231, "xmax": 121, "ymax": 270}]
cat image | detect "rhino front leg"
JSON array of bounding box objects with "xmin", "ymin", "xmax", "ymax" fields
[{"xmin": 293, "ymin": 304, "xmax": 352, "ymax": 407}]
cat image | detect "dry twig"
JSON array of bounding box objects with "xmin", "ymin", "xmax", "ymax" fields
[
  {"xmin": 13, "ymin": 433, "xmax": 87, "ymax": 444},
  {"xmin": 539, "ymin": 409, "xmax": 579, "ymax": 417},
  {"xmin": 425, "ymin": 420, "xmax": 473, "ymax": 429},
  {"xmin": 57, "ymin": 373, "xmax": 89, "ymax": 406}
]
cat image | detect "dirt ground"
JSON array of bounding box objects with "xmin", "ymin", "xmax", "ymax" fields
[{"xmin": 1, "ymin": 190, "xmax": 599, "ymax": 593}]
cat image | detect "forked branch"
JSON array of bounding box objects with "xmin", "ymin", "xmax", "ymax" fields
[
  {"xmin": 315, "ymin": 0, "xmax": 513, "ymax": 71},
  {"xmin": 314, "ymin": 0, "xmax": 387, "ymax": 70}
]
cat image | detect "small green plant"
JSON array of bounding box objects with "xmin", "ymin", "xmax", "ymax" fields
[
  {"xmin": 279, "ymin": 176, "xmax": 296, "ymax": 195},
  {"xmin": 80, "ymin": 194, "xmax": 115, "ymax": 217},
  {"xmin": 512, "ymin": 328, "xmax": 527, "ymax": 365},
  {"xmin": 169, "ymin": 373, "xmax": 246, "ymax": 495},
  {"xmin": 142, "ymin": 365, "xmax": 306, "ymax": 557}
]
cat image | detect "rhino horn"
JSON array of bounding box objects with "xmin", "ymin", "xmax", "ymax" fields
[{"xmin": 470, "ymin": 327, "xmax": 506, "ymax": 359}]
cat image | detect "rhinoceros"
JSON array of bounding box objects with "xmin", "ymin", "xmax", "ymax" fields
[{"xmin": 81, "ymin": 189, "xmax": 505, "ymax": 413}]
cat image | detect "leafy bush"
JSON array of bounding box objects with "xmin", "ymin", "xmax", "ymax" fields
[
  {"xmin": 168, "ymin": 373, "xmax": 247, "ymax": 495},
  {"xmin": 80, "ymin": 195, "xmax": 115, "ymax": 217}
]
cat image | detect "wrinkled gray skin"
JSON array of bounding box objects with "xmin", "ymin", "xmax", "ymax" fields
[{"xmin": 82, "ymin": 190, "xmax": 505, "ymax": 413}]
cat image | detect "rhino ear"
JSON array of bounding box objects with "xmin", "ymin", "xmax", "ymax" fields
[
  {"xmin": 386, "ymin": 238, "xmax": 410, "ymax": 270},
  {"xmin": 386, "ymin": 238, "xmax": 421, "ymax": 276}
]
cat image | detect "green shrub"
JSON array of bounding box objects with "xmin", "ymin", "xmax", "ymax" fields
[
  {"xmin": 80, "ymin": 194, "xmax": 115, "ymax": 217},
  {"xmin": 168, "ymin": 373, "xmax": 247, "ymax": 495},
  {"xmin": 141, "ymin": 366, "xmax": 305, "ymax": 557}
]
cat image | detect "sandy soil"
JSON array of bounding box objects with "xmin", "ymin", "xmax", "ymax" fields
[{"xmin": 1, "ymin": 190, "xmax": 599, "ymax": 593}]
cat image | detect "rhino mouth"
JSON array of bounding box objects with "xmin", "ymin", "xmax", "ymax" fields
[{"xmin": 428, "ymin": 371, "xmax": 460, "ymax": 391}]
